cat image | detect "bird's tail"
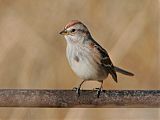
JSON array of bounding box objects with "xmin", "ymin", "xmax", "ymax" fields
[{"xmin": 114, "ymin": 66, "xmax": 134, "ymax": 76}]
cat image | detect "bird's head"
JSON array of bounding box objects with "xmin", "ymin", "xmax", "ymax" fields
[{"xmin": 60, "ymin": 20, "xmax": 91, "ymax": 43}]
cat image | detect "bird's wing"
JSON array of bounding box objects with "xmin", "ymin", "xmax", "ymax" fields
[{"xmin": 88, "ymin": 40, "xmax": 117, "ymax": 82}]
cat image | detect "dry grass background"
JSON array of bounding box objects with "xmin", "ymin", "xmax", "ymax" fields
[{"xmin": 0, "ymin": 0, "xmax": 159, "ymax": 120}]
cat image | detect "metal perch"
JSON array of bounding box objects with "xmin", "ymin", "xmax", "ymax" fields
[{"xmin": 0, "ymin": 89, "xmax": 159, "ymax": 108}]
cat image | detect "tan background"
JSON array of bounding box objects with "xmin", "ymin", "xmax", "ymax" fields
[{"xmin": 0, "ymin": 0, "xmax": 159, "ymax": 120}]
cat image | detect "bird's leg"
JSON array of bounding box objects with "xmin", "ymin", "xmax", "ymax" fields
[
  {"xmin": 73, "ymin": 80, "xmax": 86, "ymax": 96},
  {"xmin": 96, "ymin": 80, "xmax": 103, "ymax": 98}
]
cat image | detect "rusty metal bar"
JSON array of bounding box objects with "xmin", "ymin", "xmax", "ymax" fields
[{"xmin": 0, "ymin": 89, "xmax": 159, "ymax": 108}]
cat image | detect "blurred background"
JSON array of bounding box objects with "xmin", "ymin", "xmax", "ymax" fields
[{"xmin": 0, "ymin": 0, "xmax": 159, "ymax": 119}]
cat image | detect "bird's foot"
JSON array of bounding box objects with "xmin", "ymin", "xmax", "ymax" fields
[
  {"xmin": 95, "ymin": 87, "xmax": 103, "ymax": 98},
  {"xmin": 72, "ymin": 87, "xmax": 81, "ymax": 97}
]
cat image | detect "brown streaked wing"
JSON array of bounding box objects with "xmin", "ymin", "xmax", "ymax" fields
[{"xmin": 91, "ymin": 41, "xmax": 117, "ymax": 82}]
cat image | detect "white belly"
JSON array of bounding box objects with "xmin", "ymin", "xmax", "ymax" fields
[
  {"xmin": 71, "ymin": 58, "xmax": 99, "ymax": 80},
  {"xmin": 66, "ymin": 44, "xmax": 108, "ymax": 80}
]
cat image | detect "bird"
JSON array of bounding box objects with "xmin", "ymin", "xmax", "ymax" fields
[{"xmin": 59, "ymin": 20, "xmax": 134, "ymax": 97}]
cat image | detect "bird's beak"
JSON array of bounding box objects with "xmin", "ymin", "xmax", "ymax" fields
[{"xmin": 59, "ymin": 29, "xmax": 68, "ymax": 35}]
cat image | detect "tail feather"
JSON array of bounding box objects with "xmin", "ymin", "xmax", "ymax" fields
[
  {"xmin": 114, "ymin": 66, "xmax": 134, "ymax": 76},
  {"xmin": 109, "ymin": 68, "xmax": 117, "ymax": 83}
]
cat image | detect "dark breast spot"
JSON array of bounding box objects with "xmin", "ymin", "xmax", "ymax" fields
[{"xmin": 74, "ymin": 56, "xmax": 79, "ymax": 62}]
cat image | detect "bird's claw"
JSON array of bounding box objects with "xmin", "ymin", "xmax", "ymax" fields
[
  {"xmin": 72, "ymin": 87, "xmax": 77, "ymax": 90},
  {"xmin": 94, "ymin": 88, "xmax": 100, "ymax": 90},
  {"xmin": 96, "ymin": 87, "xmax": 103, "ymax": 98},
  {"xmin": 73, "ymin": 87, "xmax": 81, "ymax": 97}
]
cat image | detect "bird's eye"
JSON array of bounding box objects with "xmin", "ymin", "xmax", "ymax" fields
[{"xmin": 71, "ymin": 29, "xmax": 76, "ymax": 33}]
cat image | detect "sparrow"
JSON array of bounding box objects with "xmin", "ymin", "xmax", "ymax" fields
[{"xmin": 59, "ymin": 20, "xmax": 134, "ymax": 97}]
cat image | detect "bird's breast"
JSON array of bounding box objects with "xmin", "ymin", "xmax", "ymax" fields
[{"xmin": 66, "ymin": 44, "xmax": 108, "ymax": 80}]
